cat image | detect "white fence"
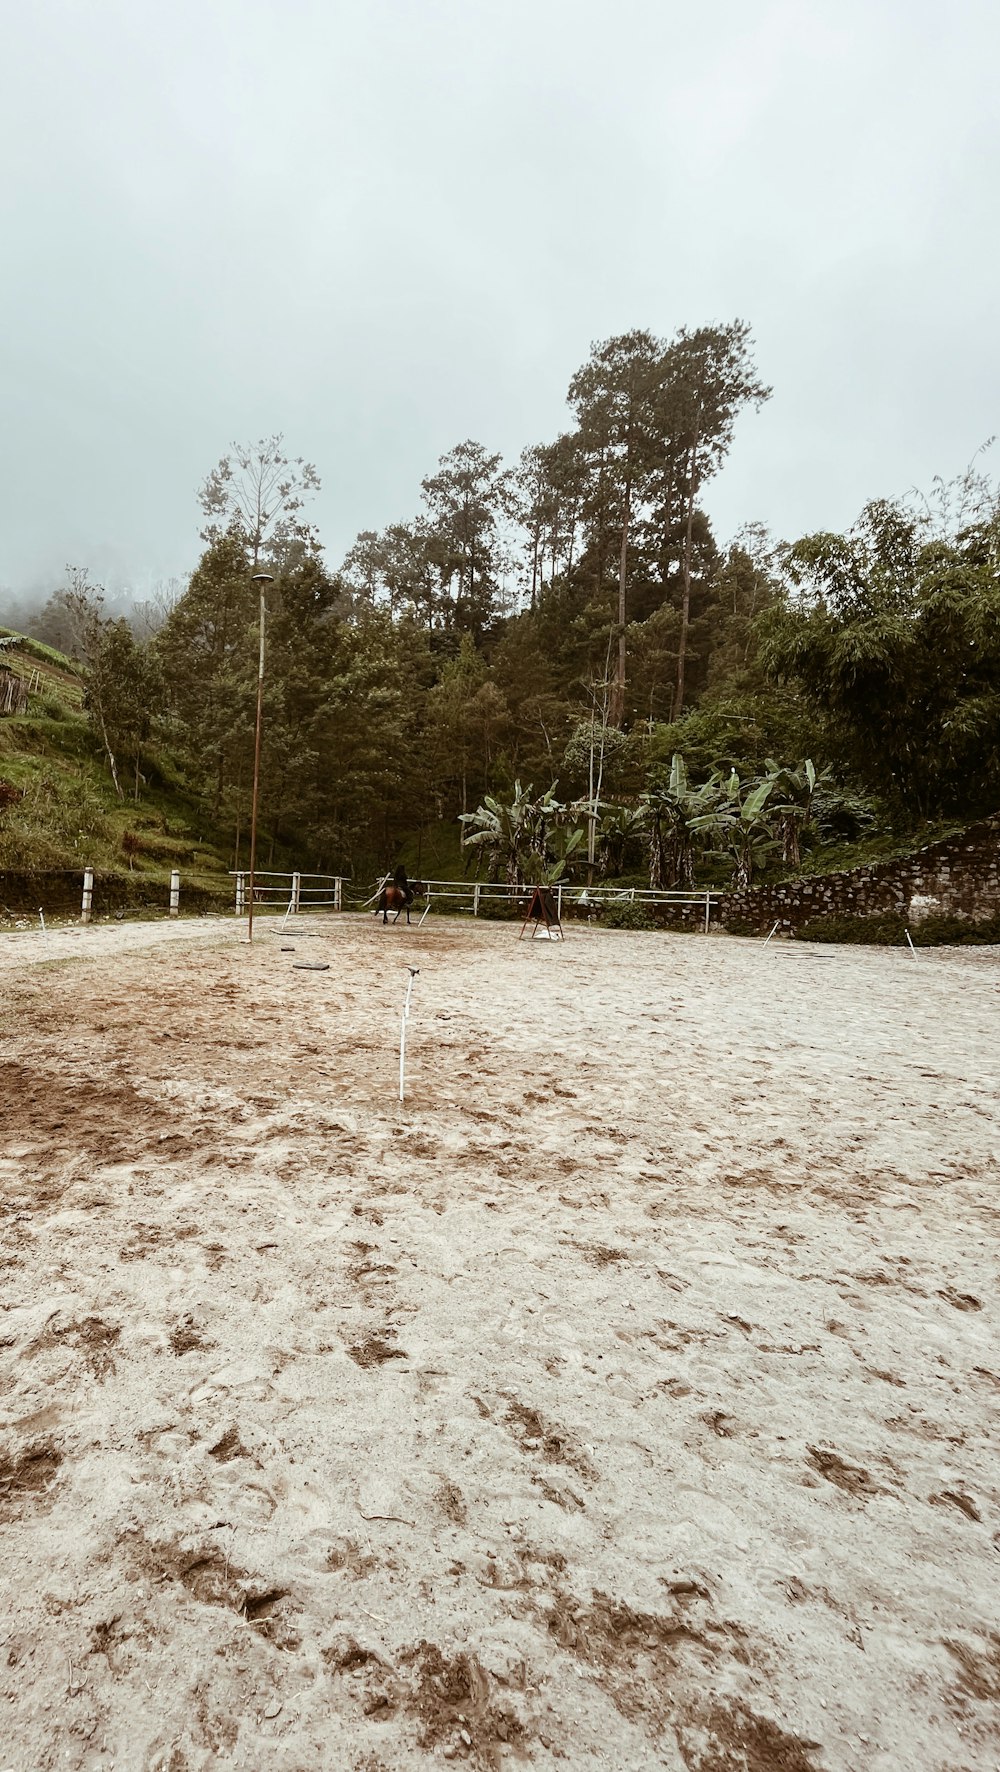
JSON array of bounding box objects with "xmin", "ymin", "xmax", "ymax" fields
[
  {"xmin": 416, "ymin": 879, "xmax": 723, "ymax": 931},
  {"xmin": 229, "ymin": 871, "xmax": 723, "ymax": 930},
  {"xmin": 231, "ymin": 870, "xmax": 346, "ymax": 914}
]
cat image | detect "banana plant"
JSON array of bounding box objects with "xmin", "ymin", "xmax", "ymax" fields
[
  {"xmin": 761, "ymin": 757, "xmax": 817, "ymax": 866},
  {"xmin": 526, "ymin": 824, "xmax": 586, "ymax": 886},
  {"xmin": 692, "ymin": 768, "xmax": 777, "ymax": 892},
  {"xmin": 641, "ymin": 753, "xmax": 709, "ymax": 888},
  {"xmin": 460, "ymin": 781, "xmax": 572, "ymax": 886},
  {"xmin": 459, "ymin": 780, "xmax": 537, "ymax": 884},
  {"xmin": 596, "ymin": 804, "xmax": 647, "ymax": 877}
]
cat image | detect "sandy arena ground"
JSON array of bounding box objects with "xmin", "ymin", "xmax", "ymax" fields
[{"xmin": 1, "ymin": 913, "xmax": 998, "ymax": 1772}]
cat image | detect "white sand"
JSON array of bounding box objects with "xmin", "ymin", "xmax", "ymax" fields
[{"xmin": 1, "ymin": 915, "xmax": 998, "ymax": 1772}]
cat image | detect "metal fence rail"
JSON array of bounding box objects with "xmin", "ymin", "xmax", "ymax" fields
[
  {"xmin": 230, "ymin": 870, "xmax": 347, "ymax": 914},
  {"xmin": 414, "ymin": 878, "xmax": 724, "ymax": 932},
  {"xmin": 227, "ymin": 870, "xmax": 723, "ymax": 931}
]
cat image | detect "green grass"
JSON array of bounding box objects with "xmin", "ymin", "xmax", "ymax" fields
[
  {"xmin": 0, "ymin": 626, "xmax": 234, "ymax": 886},
  {"xmin": 786, "ymin": 820, "xmax": 968, "ymax": 880},
  {"xmin": 0, "ymin": 628, "xmax": 84, "ymax": 674}
]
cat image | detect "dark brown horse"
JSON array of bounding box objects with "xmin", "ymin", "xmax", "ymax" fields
[{"xmin": 376, "ymin": 867, "xmax": 422, "ymax": 925}]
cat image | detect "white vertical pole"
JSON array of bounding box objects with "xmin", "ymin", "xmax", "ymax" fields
[
  {"xmin": 905, "ymin": 928, "xmax": 919, "ymax": 959},
  {"xmin": 557, "ymin": 882, "xmax": 563, "ymax": 923},
  {"xmin": 81, "ymin": 867, "xmax": 94, "ymax": 925},
  {"xmin": 473, "ymin": 883, "xmax": 481, "ymax": 917},
  {"xmin": 704, "ymin": 893, "xmax": 710, "ymax": 934},
  {"xmin": 169, "ymin": 869, "xmax": 180, "ymax": 917},
  {"xmin": 399, "ymin": 967, "xmax": 418, "ymax": 1104},
  {"xmin": 38, "ymin": 908, "xmax": 46, "ymax": 936},
  {"xmin": 235, "ymin": 873, "xmax": 245, "ymax": 916},
  {"xmin": 335, "ymin": 877, "xmax": 342, "ymax": 912},
  {"xmin": 291, "ymin": 871, "xmax": 301, "ymax": 915}
]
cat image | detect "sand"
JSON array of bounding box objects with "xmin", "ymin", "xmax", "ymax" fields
[{"xmin": 1, "ymin": 913, "xmax": 998, "ymax": 1772}]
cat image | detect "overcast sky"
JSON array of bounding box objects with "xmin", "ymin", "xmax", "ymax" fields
[{"xmin": 1, "ymin": 0, "xmax": 997, "ymax": 596}]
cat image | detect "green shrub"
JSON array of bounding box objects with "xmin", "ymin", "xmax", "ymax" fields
[
  {"xmin": 601, "ymin": 899, "xmax": 655, "ymax": 931},
  {"xmin": 797, "ymin": 910, "xmax": 1000, "ymax": 946}
]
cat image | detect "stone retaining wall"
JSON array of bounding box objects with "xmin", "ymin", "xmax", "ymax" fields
[{"xmin": 719, "ymin": 813, "xmax": 1000, "ymax": 934}]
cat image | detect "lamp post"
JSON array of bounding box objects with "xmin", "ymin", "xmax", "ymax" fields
[{"xmin": 247, "ymin": 573, "xmax": 275, "ymax": 944}]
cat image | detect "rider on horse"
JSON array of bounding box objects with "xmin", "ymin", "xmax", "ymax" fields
[{"xmin": 376, "ymin": 865, "xmax": 418, "ymax": 924}]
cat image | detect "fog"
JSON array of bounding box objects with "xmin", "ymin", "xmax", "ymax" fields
[{"xmin": 1, "ymin": 0, "xmax": 997, "ymax": 599}]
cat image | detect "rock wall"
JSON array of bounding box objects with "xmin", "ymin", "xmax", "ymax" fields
[{"xmin": 719, "ymin": 814, "xmax": 1000, "ymax": 934}]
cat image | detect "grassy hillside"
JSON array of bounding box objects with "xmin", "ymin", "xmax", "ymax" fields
[{"xmin": 0, "ymin": 630, "xmax": 232, "ymax": 903}]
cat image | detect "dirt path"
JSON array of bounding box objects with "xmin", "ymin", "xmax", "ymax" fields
[{"xmin": 1, "ymin": 916, "xmax": 998, "ymax": 1771}]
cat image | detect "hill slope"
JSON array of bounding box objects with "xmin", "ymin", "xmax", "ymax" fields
[{"xmin": 0, "ymin": 628, "xmax": 233, "ymax": 911}]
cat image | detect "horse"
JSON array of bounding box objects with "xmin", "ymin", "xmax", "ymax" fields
[{"xmin": 376, "ymin": 867, "xmax": 423, "ymax": 925}]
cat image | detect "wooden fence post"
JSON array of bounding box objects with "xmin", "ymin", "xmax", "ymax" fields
[
  {"xmin": 335, "ymin": 877, "xmax": 342, "ymax": 911},
  {"xmin": 291, "ymin": 871, "xmax": 301, "ymax": 915},
  {"xmin": 169, "ymin": 870, "xmax": 180, "ymax": 917},
  {"xmin": 473, "ymin": 883, "xmax": 481, "ymax": 917},
  {"xmin": 235, "ymin": 873, "xmax": 245, "ymax": 916},
  {"xmin": 81, "ymin": 867, "xmax": 94, "ymax": 924}
]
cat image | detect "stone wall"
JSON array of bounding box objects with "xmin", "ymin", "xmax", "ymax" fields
[{"xmin": 719, "ymin": 813, "xmax": 1000, "ymax": 934}]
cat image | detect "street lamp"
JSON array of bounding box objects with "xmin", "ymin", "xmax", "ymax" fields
[{"xmin": 247, "ymin": 573, "xmax": 275, "ymax": 944}]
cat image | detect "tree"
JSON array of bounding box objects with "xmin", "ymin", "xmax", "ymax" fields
[
  {"xmin": 760, "ymin": 759, "xmax": 817, "ymax": 867},
  {"xmin": 460, "ymin": 783, "xmax": 574, "ymax": 886},
  {"xmin": 84, "ymin": 621, "xmax": 160, "ymax": 800},
  {"xmin": 692, "ymin": 769, "xmax": 777, "ymax": 892},
  {"xmin": 154, "ymin": 531, "xmax": 256, "ymax": 817},
  {"xmin": 760, "ymin": 492, "xmax": 1000, "ymax": 820},
  {"xmin": 420, "ymin": 441, "xmax": 512, "ymax": 634},
  {"xmin": 35, "ymin": 566, "xmax": 106, "ymax": 660},
  {"xmin": 642, "ymin": 752, "xmax": 710, "ymax": 888},
  {"xmin": 198, "ymin": 436, "xmax": 321, "ymax": 569},
  {"xmin": 341, "ymin": 520, "xmax": 442, "ymax": 625},
  {"xmin": 425, "ymin": 635, "xmax": 509, "ymax": 814},
  {"xmin": 657, "ymin": 324, "xmax": 771, "ymax": 720},
  {"xmin": 569, "ymin": 330, "xmax": 665, "ymax": 724},
  {"xmin": 596, "ymin": 805, "xmax": 646, "ymax": 876}
]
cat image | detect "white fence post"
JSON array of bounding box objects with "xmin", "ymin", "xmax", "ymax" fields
[
  {"xmin": 235, "ymin": 873, "xmax": 245, "ymax": 916},
  {"xmin": 81, "ymin": 867, "xmax": 94, "ymax": 924},
  {"xmin": 557, "ymin": 882, "xmax": 563, "ymax": 922},
  {"xmin": 473, "ymin": 883, "xmax": 481, "ymax": 916},
  {"xmin": 335, "ymin": 877, "xmax": 342, "ymax": 912},
  {"xmin": 291, "ymin": 871, "xmax": 301, "ymax": 915},
  {"xmin": 169, "ymin": 869, "xmax": 180, "ymax": 917},
  {"xmin": 704, "ymin": 892, "xmax": 710, "ymax": 934}
]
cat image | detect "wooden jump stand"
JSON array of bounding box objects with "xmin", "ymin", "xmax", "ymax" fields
[{"xmin": 519, "ymin": 885, "xmax": 564, "ymax": 941}]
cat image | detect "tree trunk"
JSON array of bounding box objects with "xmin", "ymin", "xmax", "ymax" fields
[
  {"xmin": 675, "ymin": 442, "xmax": 697, "ymax": 721},
  {"xmin": 95, "ymin": 698, "xmax": 123, "ymax": 800},
  {"xmin": 610, "ymin": 479, "xmax": 631, "ymax": 726}
]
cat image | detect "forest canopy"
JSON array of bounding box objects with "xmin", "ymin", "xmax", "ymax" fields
[{"xmin": 5, "ymin": 330, "xmax": 999, "ymax": 886}]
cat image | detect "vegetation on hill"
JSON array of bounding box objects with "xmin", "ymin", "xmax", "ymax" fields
[{"xmin": 2, "ymin": 330, "xmax": 998, "ymax": 904}]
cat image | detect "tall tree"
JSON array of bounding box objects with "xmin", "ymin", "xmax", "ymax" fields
[
  {"xmin": 658, "ymin": 323, "xmax": 771, "ymax": 719},
  {"xmin": 569, "ymin": 330, "xmax": 665, "ymax": 724},
  {"xmin": 154, "ymin": 531, "xmax": 256, "ymax": 817},
  {"xmin": 420, "ymin": 441, "xmax": 512, "ymax": 635},
  {"xmin": 85, "ymin": 620, "xmax": 160, "ymax": 801},
  {"xmin": 759, "ymin": 494, "xmax": 1000, "ymax": 818},
  {"xmin": 198, "ymin": 436, "xmax": 321, "ymax": 569}
]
